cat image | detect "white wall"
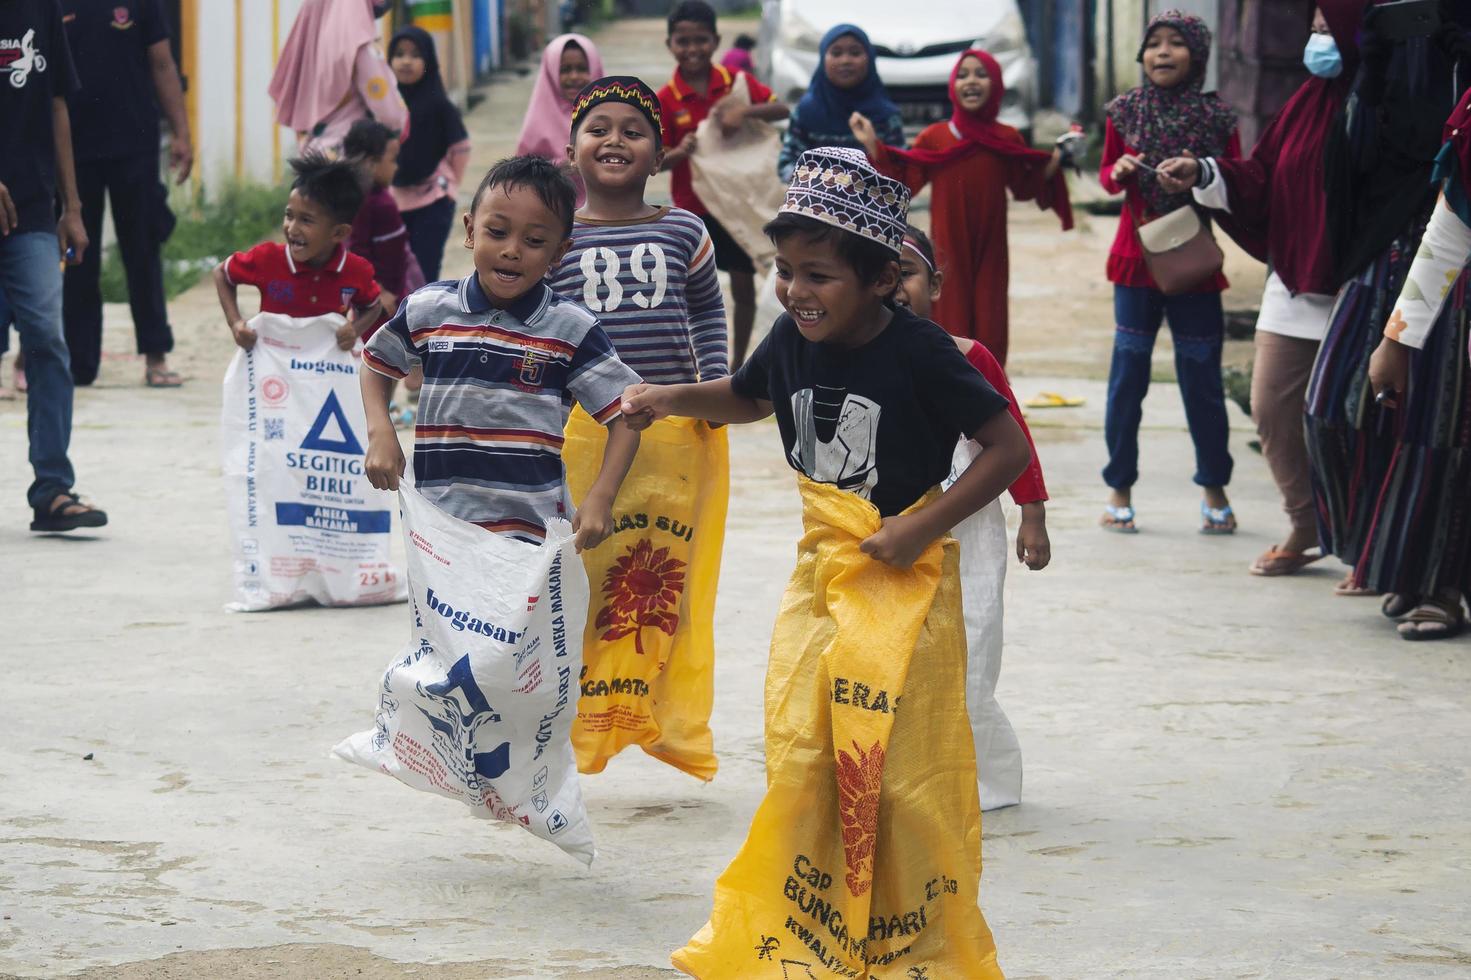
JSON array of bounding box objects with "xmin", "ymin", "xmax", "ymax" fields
[{"xmin": 193, "ymin": 0, "xmax": 312, "ymax": 194}]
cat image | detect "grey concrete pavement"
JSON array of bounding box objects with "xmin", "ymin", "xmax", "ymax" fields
[{"xmin": 2, "ymin": 16, "xmax": 1469, "ymax": 980}]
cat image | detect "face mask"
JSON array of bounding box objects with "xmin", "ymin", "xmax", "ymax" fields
[
  {"xmin": 373, "ymin": 1, "xmax": 392, "ymax": 17},
  {"xmin": 1303, "ymin": 33, "xmax": 1342, "ymax": 78}
]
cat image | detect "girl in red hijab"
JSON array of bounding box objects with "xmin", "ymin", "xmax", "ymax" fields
[{"xmin": 850, "ymin": 50, "xmax": 1073, "ymax": 367}]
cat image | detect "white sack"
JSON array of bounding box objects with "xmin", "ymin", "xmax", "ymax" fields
[
  {"xmin": 947, "ymin": 440, "xmax": 1024, "ymax": 810},
  {"xmin": 221, "ymin": 312, "xmax": 405, "ymax": 611},
  {"xmin": 334, "ymin": 481, "xmax": 596, "ymax": 865}
]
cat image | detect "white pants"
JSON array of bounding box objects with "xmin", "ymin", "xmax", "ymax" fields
[{"xmin": 948, "ymin": 441, "xmax": 1024, "ymax": 810}]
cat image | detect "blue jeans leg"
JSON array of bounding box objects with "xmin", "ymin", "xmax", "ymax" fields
[
  {"xmin": 1164, "ymin": 290, "xmax": 1233, "ymax": 487},
  {"xmin": 1103, "ymin": 285, "xmax": 1165, "ymax": 490},
  {"xmin": 0, "ymin": 232, "xmax": 76, "ymax": 510}
]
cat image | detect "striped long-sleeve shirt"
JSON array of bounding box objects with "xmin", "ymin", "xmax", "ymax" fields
[{"xmin": 548, "ymin": 207, "xmax": 728, "ymax": 384}]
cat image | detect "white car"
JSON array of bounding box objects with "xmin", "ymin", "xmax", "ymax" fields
[{"xmin": 757, "ymin": 0, "xmax": 1037, "ymax": 137}]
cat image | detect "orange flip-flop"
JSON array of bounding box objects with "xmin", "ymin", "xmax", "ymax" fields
[{"xmin": 1249, "ymin": 545, "xmax": 1324, "ymax": 577}]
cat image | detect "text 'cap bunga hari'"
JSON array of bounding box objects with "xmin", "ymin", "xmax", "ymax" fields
[{"xmin": 780, "ymin": 147, "xmax": 911, "ymax": 255}]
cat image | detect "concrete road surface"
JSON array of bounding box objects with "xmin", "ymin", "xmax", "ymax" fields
[{"xmin": 1, "ymin": 16, "xmax": 1468, "ymax": 980}]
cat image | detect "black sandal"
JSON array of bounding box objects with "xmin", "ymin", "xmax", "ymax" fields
[{"xmin": 30, "ymin": 491, "xmax": 108, "ymax": 532}]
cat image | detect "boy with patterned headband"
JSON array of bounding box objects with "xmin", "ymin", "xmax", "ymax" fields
[
  {"xmin": 360, "ymin": 155, "xmax": 641, "ymax": 551},
  {"xmin": 553, "ymin": 77, "xmax": 726, "ymax": 387},
  {"xmin": 549, "ymin": 77, "xmax": 730, "ymax": 780},
  {"xmin": 623, "ymin": 147, "xmax": 1026, "ymax": 976}
]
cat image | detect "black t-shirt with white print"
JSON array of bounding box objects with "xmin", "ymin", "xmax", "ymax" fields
[
  {"xmin": 0, "ymin": 0, "xmax": 77, "ymax": 234},
  {"xmin": 731, "ymin": 305, "xmax": 1010, "ymax": 517}
]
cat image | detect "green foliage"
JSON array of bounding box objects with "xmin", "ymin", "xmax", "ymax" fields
[{"xmin": 100, "ymin": 181, "xmax": 286, "ymax": 303}]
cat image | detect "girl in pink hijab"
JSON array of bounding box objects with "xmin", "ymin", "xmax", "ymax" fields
[
  {"xmin": 515, "ymin": 34, "xmax": 603, "ymax": 166},
  {"xmin": 268, "ymin": 0, "xmax": 407, "ymax": 157}
]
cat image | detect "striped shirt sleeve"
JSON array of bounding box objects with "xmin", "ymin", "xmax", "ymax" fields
[
  {"xmin": 361, "ymin": 297, "xmax": 421, "ymax": 379},
  {"xmin": 686, "ymin": 224, "xmax": 729, "ymax": 380},
  {"xmin": 568, "ymin": 322, "xmax": 642, "ymax": 423}
]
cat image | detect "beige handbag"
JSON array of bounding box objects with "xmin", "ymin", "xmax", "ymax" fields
[
  {"xmin": 1134, "ymin": 201, "xmax": 1224, "ymax": 295},
  {"xmin": 688, "ymin": 73, "xmax": 786, "ymax": 272}
]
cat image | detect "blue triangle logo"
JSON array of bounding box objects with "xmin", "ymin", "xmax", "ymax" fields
[{"xmin": 300, "ymin": 390, "xmax": 364, "ymax": 455}]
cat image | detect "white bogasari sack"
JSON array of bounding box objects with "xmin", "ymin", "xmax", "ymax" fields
[
  {"xmin": 334, "ymin": 481, "xmax": 596, "ymax": 865},
  {"xmin": 221, "ymin": 312, "xmax": 405, "ymax": 611},
  {"xmin": 947, "ymin": 440, "xmax": 1024, "ymax": 810}
]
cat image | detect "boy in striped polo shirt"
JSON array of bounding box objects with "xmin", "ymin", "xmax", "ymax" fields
[
  {"xmin": 549, "ymin": 76, "xmax": 727, "ymax": 384},
  {"xmin": 360, "ymin": 156, "xmax": 642, "ymax": 549}
]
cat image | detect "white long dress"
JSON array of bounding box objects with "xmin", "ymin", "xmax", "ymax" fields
[{"xmin": 947, "ymin": 440, "xmax": 1023, "ymax": 810}]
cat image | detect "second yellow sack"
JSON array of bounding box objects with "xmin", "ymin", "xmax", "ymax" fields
[{"xmin": 563, "ymin": 408, "xmax": 728, "ymax": 780}]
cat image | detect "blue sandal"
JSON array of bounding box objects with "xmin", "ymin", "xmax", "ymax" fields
[
  {"xmin": 1200, "ymin": 501, "xmax": 1237, "ymax": 535},
  {"xmin": 1101, "ymin": 504, "xmax": 1138, "ymax": 533}
]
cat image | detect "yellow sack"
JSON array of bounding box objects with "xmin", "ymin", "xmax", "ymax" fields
[
  {"xmin": 673, "ymin": 478, "xmax": 1002, "ymax": 979},
  {"xmin": 564, "ymin": 407, "xmax": 728, "ymax": 780}
]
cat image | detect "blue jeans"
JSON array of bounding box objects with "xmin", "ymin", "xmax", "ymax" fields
[
  {"xmin": 1103, "ymin": 284, "xmax": 1232, "ymax": 490},
  {"xmin": 0, "ymin": 232, "xmax": 76, "ymax": 510}
]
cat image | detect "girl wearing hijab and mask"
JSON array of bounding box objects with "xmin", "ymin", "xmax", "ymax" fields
[
  {"xmin": 267, "ymin": 0, "xmax": 407, "ymax": 157},
  {"xmin": 851, "ymin": 49, "xmax": 1071, "ymax": 368},
  {"xmin": 515, "ymin": 33, "xmax": 604, "ymax": 176},
  {"xmin": 776, "ymin": 25, "xmax": 904, "ymax": 182},
  {"xmin": 388, "ymin": 26, "xmax": 471, "ymax": 283},
  {"xmin": 1158, "ymin": 2, "xmax": 1368, "ymax": 550},
  {"xmin": 1094, "ymin": 12, "xmax": 1239, "ymax": 536},
  {"xmin": 1302, "ymin": 14, "xmax": 1470, "ymax": 636}
]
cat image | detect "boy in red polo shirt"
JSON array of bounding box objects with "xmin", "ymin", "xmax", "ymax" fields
[
  {"xmin": 657, "ymin": 0, "xmax": 788, "ymax": 370},
  {"xmin": 213, "ymin": 155, "xmax": 383, "ymax": 351}
]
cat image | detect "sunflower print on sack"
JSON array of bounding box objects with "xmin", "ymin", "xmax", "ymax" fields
[
  {"xmin": 836, "ymin": 738, "xmax": 885, "ymax": 896},
  {"xmin": 595, "ymin": 538, "xmax": 687, "ymax": 655}
]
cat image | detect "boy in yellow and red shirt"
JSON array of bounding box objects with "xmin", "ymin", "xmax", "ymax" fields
[{"xmin": 657, "ymin": 0, "xmax": 788, "ymax": 370}]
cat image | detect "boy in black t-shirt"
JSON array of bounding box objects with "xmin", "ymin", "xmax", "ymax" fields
[
  {"xmin": 622, "ymin": 146, "xmax": 1030, "ymax": 565},
  {"xmin": 622, "ymin": 147, "xmax": 1027, "ymax": 973}
]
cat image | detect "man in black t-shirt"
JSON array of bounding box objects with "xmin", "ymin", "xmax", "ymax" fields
[
  {"xmin": 61, "ymin": 0, "xmax": 191, "ymax": 387},
  {"xmin": 0, "ymin": 0, "xmax": 108, "ymax": 531}
]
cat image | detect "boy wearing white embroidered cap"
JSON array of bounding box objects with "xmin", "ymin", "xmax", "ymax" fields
[
  {"xmin": 624, "ymin": 147, "xmax": 1024, "ymax": 977},
  {"xmin": 623, "ymin": 146, "xmax": 1031, "ymax": 566}
]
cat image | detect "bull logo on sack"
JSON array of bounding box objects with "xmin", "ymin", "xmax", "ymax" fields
[
  {"xmin": 595, "ymin": 538, "xmax": 686, "ymax": 655},
  {"xmin": 836, "ymin": 739, "xmax": 885, "ymax": 896},
  {"xmin": 414, "ymin": 654, "xmax": 513, "ymax": 784}
]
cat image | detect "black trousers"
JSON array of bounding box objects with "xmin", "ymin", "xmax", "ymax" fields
[
  {"xmin": 401, "ymin": 195, "xmax": 457, "ymax": 284},
  {"xmin": 63, "ymin": 152, "xmax": 174, "ymax": 384}
]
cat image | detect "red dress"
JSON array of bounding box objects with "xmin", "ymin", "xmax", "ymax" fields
[{"xmin": 875, "ymin": 123, "xmax": 1057, "ymax": 365}]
